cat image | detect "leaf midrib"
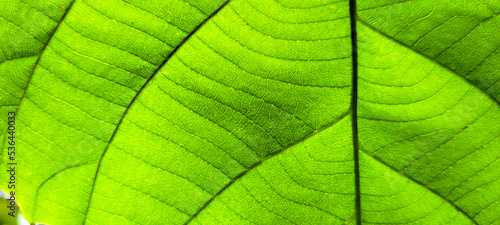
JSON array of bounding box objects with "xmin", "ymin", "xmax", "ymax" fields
[{"xmin": 349, "ymin": 0, "xmax": 361, "ymax": 224}]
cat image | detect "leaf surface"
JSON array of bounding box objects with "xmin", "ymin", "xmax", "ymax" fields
[
  {"xmin": 1, "ymin": 0, "xmax": 499, "ymax": 224},
  {"xmin": 0, "ymin": 0, "xmax": 72, "ymax": 162}
]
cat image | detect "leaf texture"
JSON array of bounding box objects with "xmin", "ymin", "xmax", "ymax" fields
[
  {"xmin": 0, "ymin": 0, "xmax": 499, "ymax": 224},
  {"xmin": 0, "ymin": 0, "xmax": 73, "ymax": 163}
]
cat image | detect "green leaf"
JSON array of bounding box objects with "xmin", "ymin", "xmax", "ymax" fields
[{"xmin": 1, "ymin": 0, "xmax": 499, "ymax": 224}]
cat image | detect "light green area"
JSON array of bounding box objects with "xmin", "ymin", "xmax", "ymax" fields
[
  {"xmin": 0, "ymin": 0, "xmax": 499, "ymax": 224},
  {"xmin": 0, "ymin": 0, "xmax": 73, "ymax": 163},
  {"xmin": 0, "ymin": 1, "xmax": 72, "ymax": 224}
]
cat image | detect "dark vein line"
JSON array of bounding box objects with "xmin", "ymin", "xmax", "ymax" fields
[
  {"xmin": 80, "ymin": 1, "xmax": 232, "ymax": 224},
  {"xmin": 356, "ymin": 14, "xmax": 484, "ymax": 224},
  {"xmin": 0, "ymin": 0, "xmax": 76, "ymax": 166},
  {"xmin": 359, "ymin": 146, "xmax": 478, "ymax": 224},
  {"xmin": 31, "ymin": 161, "xmax": 98, "ymax": 220},
  {"xmin": 174, "ymin": 55, "xmax": 314, "ymax": 130},
  {"xmin": 0, "ymin": 54, "xmax": 38, "ymax": 65},
  {"xmin": 356, "ymin": 18, "xmax": 500, "ymax": 108},
  {"xmin": 184, "ymin": 110, "xmax": 352, "ymax": 225},
  {"xmin": 349, "ymin": 0, "xmax": 360, "ymax": 224},
  {"xmin": 16, "ymin": 2, "xmax": 77, "ymax": 222}
]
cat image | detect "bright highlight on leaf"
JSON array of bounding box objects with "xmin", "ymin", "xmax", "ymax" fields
[{"xmin": 0, "ymin": 0, "xmax": 499, "ymax": 224}]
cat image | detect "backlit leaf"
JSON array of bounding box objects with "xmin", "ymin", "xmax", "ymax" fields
[{"xmin": 1, "ymin": 0, "xmax": 499, "ymax": 224}]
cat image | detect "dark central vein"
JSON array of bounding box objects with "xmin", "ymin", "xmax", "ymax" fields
[
  {"xmin": 348, "ymin": 0, "xmax": 361, "ymax": 224},
  {"xmin": 80, "ymin": 1, "xmax": 232, "ymax": 224}
]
